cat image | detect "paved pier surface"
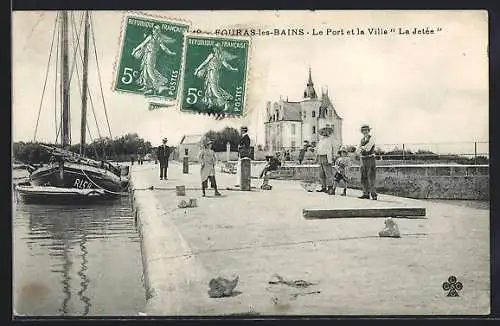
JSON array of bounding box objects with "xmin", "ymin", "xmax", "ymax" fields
[{"xmin": 131, "ymin": 161, "xmax": 489, "ymax": 316}]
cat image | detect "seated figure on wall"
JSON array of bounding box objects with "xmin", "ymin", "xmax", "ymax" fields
[{"xmin": 259, "ymin": 154, "xmax": 282, "ymax": 189}]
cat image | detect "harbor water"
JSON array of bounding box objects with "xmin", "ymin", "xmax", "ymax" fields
[{"xmin": 12, "ymin": 170, "xmax": 146, "ymax": 316}]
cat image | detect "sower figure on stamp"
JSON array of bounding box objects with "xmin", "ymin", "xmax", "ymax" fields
[
  {"xmin": 199, "ymin": 140, "xmax": 221, "ymax": 197},
  {"xmin": 131, "ymin": 25, "xmax": 177, "ymax": 96},
  {"xmin": 358, "ymin": 124, "xmax": 377, "ymax": 200},
  {"xmin": 234, "ymin": 126, "xmax": 251, "ymax": 187},
  {"xmin": 315, "ymin": 127, "xmax": 335, "ymax": 195},
  {"xmin": 157, "ymin": 138, "xmax": 170, "ymax": 180},
  {"xmin": 194, "ymin": 42, "xmax": 239, "ymax": 111},
  {"xmin": 332, "ymin": 147, "xmax": 351, "ymax": 196}
]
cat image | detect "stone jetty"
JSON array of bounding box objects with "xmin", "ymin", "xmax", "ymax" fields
[{"xmin": 130, "ymin": 161, "xmax": 489, "ymax": 315}]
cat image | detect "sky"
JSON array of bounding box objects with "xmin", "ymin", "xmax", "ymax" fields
[{"xmin": 12, "ymin": 10, "xmax": 488, "ymax": 149}]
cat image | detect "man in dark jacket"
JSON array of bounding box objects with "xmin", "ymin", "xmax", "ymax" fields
[
  {"xmin": 235, "ymin": 126, "xmax": 251, "ymax": 186},
  {"xmin": 238, "ymin": 126, "xmax": 251, "ymax": 158},
  {"xmin": 157, "ymin": 138, "xmax": 170, "ymax": 180},
  {"xmin": 358, "ymin": 124, "xmax": 377, "ymax": 200}
]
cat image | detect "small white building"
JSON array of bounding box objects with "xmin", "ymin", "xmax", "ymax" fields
[
  {"xmin": 264, "ymin": 68, "xmax": 343, "ymax": 152},
  {"xmin": 178, "ymin": 134, "xmax": 204, "ymax": 162}
]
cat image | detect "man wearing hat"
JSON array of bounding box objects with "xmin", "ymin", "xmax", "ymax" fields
[
  {"xmin": 157, "ymin": 138, "xmax": 171, "ymax": 180},
  {"xmin": 199, "ymin": 139, "xmax": 221, "ymax": 197},
  {"xmin": 235, "ymin": 126, "xmax": 251, "ymax": 186},
  {"xmin": 358, "ymin": 124, "xmax": 377, "ymax": 199},
  {"xmin": 315, "ymin": 127, "xmax": 335, "ymax": 195}
]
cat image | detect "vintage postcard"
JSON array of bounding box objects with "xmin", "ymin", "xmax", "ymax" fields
[
  {"xmin": 113, "ymin": 13, "xmax": 189, "ymax": 101},
  {"xmin": 12, "ymin": 10, "xmax": 489, "ymax": 317},
  {"xmin": 180, "ymin": 34, "xmax": 250, "ymax": 117}
]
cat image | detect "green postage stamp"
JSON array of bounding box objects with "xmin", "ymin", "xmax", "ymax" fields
[
  {"xmin": 114, "ymin": 14, "xmax": 189, "ymax": 100},
  {"xmin": 180, "ymin": 35, "xmax": 250, "ymax": 116}
]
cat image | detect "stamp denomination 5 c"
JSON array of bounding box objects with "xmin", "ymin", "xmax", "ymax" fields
[
  {"xmin": 114, "ymin": 15, "xmax": 189, "ymax": 100},
  {"xmin": 180, "ymin": 35, "xmax": 250, "ymax": 116}
]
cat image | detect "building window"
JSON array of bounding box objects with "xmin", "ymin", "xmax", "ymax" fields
[
  {"xmin": 303, "ymin": 111, "xmax": 306, "ymax": 119},
  {"xmin": 312, "ymin": 111, "xmax": 316, "ymax": 118},
  {"xmin": 291, "ymin": 141, "xmax": 296, "ymax": 150},
  {"xmin": 291, "ymin": 124, "xmax": 296, "ymax": 135},
  {"xmin": 312, "ymin": 126, "xmax": 316, "ymax": 134}
]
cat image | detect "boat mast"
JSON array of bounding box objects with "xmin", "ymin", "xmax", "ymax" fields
[
  {"xmin": 60, "ymin": 11, "xmax": 70, "ymax": 149},
  {"xmin": 80, "ymin": 11, "xmax": 90, "ymax": 156}
]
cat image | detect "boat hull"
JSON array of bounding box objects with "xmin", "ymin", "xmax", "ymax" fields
[
  {"xmin": 29, "ymin": 162, "xmax": 129, "ymax": 194},
  {"xmin": 15, "ymin": 185, "xmax": 112, "ymax": 204}
]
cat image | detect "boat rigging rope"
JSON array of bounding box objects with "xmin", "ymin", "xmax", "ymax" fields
[
  {"xmin": 70, "ymin": 14, "xmax": 104, "ymax": 160},
  {"xmin": 90, "ymin": 13, "xmax": 113, "ymax": 141},
  {"xmin": 90, "ymin": 13, "xmax": 119, "ymax": 162},
  {"xmin": 71, "ymin": 56, "xmax": 101, "ymax": 160},
  {"xmin": 33, "ymin": 13, "xmax": 59, "ymax": 142},
  {"xmin": 79, "ymin": 167, "xmax": 130, "ymax": 196},
  {"xmin": 67, "ymin": 12, "xmax": 84, "ymax": 89},
  {"xmin": 22, "ymin": 12, "xmax": 46, "ymax": 52},
  {"xmin": 54, "ymin": 14, "xmax": 61, "ymax": 144},
  {"xmin": 86, "ymin": 116, "xmax": 101, "ymax": 159}
]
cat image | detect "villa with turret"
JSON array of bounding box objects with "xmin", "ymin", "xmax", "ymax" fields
[{"xmin": 264, "ymin": 68, "xmax": 343, "ymax": 152}]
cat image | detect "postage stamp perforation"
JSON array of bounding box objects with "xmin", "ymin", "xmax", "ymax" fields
[
  {"xmin": 183, "ymin": 30, "xmax": 258, "ymax": 120},
  {"xmin": 179, "ymin": 32, "xmax": 252, "ymax": 119},
  {"xmin": 112, "ymin": 11, "xmax": 192, "ymax": 105}
]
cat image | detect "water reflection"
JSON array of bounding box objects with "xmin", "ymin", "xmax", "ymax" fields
[{"xmin": 14, "ymin": 195, "xmax": 145, "ymax": 316}]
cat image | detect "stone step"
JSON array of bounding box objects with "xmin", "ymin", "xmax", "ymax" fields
[{"xmin": 303, "ymin": 207, "xmax": 426, "ymax": 219}]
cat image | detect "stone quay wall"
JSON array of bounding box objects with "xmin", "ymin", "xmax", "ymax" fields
[{"xmin": 265, "ymin": 164, "xmax": 489, "ymax": 200}]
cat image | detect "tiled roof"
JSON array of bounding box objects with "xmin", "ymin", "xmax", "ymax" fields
[{"xmin": 180, "ymin": 134, "xmax": 204, "ymax": 144}]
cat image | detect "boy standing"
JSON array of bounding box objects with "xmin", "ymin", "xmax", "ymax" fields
[
  {"xmin": 358, "ymin": 124, "xmax": 377, "ymax": 200},
  {"xmin": 332, "ymin": 147, "xmax": 351, "ymax": 196},
  {"xmin": 315, "ymin": 127, "xmax": 335, "ymax": 195}
]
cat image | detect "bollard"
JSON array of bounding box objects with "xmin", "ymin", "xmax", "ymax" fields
[
  {"xmin": 226, "ymin": 142, "xmax": 231, "ymax": 162},
  {"xmin": 240, "ymin": 157, "xmax": 251, "ymax": 191},
  {"xmin": 183, "ymin": 148, "xmax": 189, "ymax": 174}
]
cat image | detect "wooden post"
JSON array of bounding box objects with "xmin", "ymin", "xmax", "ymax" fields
[
  {"xmin": 183, "ymin": 148, "xmax": 189, "ymax": 174},
  {"xmin": 474, "ymin": 141, "xmax": 477, "ymax": 165},
  {"xmin": 240, "ymin": 157, "xmax": 251, "ymax": 191},
  {"xmin": 303, "ymin": 207, "xmax": 426, "ymax": 219}
]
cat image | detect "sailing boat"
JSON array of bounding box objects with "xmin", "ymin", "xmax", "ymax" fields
[{"xmin": 17, "ymin": 11, "xmax": 130, "ymax": 203}]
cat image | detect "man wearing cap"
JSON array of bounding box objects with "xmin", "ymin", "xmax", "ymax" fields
[
  {"xmin": 315, "ymin": 127, "xmax": 335, "ymax": 195},
  {"xmin": 157, "ymin": 138, "xmax": 171, "ymax": 180},
  {"xmin": 235, "ymin": 126, "xmax": 251, "ymax": 186},
  {"xmin": 358, "ymin": 124, "xmax": 377, "ymax": 200}
]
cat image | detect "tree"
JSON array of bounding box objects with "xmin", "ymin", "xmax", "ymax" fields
[
  {"xmin": 13, "ymin": 133, "xmax": 155, "ymax": 163},
  {"xmin": 203, "ymin": 127, "xmax": 241, "ymax": 152}
]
